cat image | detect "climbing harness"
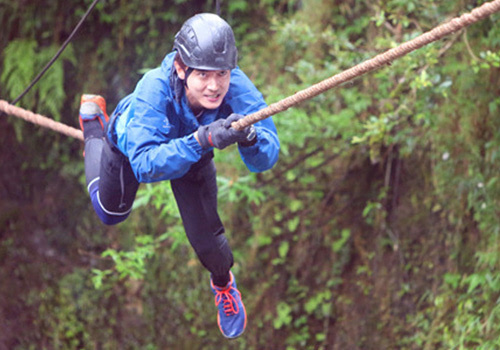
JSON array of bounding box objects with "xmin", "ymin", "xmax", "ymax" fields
[{"xmin": 1, "ymin": 0, "xmax": 500, "ymax": 138}]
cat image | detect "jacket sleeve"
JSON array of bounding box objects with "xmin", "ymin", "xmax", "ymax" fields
[
  {"xmin": 124, "ymin": 76, "xmax": 204, "ymax": 183},
  {"xmin": 227, "ymin": 69, "xmax": 280, "ymax": 173},
  {"xmin": 238, "ymin": 117, "xmax": 280, "ymax": 172}
]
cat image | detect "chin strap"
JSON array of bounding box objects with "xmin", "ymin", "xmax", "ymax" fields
[
  {"xmin": 216, "ymin": 0, "xmax": 221, "ymax": 16},
  {"xmin": 183, "ymin": 67, "xmax": 194, "ymax": 89}
]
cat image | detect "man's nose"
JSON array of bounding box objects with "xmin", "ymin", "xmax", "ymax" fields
[{"xmin": 207, "ymin": 76, "xmax": 219, "ymax": 90}]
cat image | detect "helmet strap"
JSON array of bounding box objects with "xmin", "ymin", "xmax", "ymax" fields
[{"xmin": 183, "ymin": 67, "xmax": 194, "ymax": 89}]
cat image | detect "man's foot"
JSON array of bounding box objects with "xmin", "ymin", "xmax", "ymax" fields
[
  {"xmin": 79, "ymin": 94, "xmax": 109, "ymax": 132},
  {"xmin": 210, "ymin": 271, "xmax": 247, "ymax": 338}
]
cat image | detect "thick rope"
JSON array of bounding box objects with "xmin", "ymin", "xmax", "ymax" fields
[
  {"xmin": 232, "ymin": 0, "xmax": 500, "ymax": 130},
  {"xmin": 0, "ymin": 0, "xmax": 499, "ymax": 139},
  {"xmin": 0, "ymin": 100, "xmax": 83, "ymax": 140}
]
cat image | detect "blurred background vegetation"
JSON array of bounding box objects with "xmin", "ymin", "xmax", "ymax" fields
[{"xmin": 1, "ymin": 0, "xmax": 500, "ymax": 349}]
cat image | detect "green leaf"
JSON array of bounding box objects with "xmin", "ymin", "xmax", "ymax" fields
[
  {"xmin": 278, "ymin": 241, "xmax": 289, "ymax": 259},
  {"xmin": 332, "ymin": 229, "xmax": 351, "ymax": 253}
]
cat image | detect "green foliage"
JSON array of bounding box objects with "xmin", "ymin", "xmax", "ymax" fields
[
  {"xmin": 94, "ymin": 234, "xmax": 159, "ymax": 284},
  {"xmin": 273, "ymin": 301, "xmax": 293, "ymax": 329},
  {"xmin": 3, "ymin": 0, "xmax": 500, "ymax": 349},
  {"xmin": 1, "ymin": 40, "xmax": 37, "ymax": 101},
  {"xmin": 1, "ymin": 39, "xmax": 75, "ymax": 122},
  {"xmin": 218, "ymin": 172, "xmax": 266, "ymax": 205},
  {"xmin": 33, "ymin": 269, "xmax": 121, "ymax": 349},
  {"xmin": 90, "ymin": 182, "xmax": 188, "ymax": 287}
]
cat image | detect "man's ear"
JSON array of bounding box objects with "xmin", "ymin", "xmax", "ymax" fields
[{"xmin": 173, "ymin": 60, "xmax": 186, "ymax": 80}]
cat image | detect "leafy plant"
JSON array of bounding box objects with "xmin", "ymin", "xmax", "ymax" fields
[{"xmin": 1, "ymin": 39, "xmax": 75, "ymax": 121}]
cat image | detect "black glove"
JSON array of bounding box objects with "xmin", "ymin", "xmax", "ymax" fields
[
  {"xmin": 223, "ymin": 113, "xmax": 257, "ymax": 147},
  {"xmin": 197, "ymin": 114, "xmax": 257, "ymax": 150}
]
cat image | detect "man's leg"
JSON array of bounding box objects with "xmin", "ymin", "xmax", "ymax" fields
[
  {"xmin": 80, "ymin": 94, "xmax": 108, "ymax": 188},
  {"xmin": 80, "ymin": 95, "xmax": 138, "ymax": 225},
  {"xmin": 170, "ymin": 153, "xmax": 233, "ymax": 284},
  {"xmin": 170, "ymin": 153, "xmax": 246, "ymax": 338},
  {"xmin": 95, "ymin": 139, "xmax": 139, "ymax": 224}
]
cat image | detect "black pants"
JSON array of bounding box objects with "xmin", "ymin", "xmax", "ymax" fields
[
  {"xmin": 170, "ymin": 153, "xmax": 234, "ymax": 284},
  {"xmin": 87, "ymin": 136, "xmax": 233, "ymax": 284}
]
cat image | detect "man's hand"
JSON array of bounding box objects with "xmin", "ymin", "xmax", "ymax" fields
[
  {"xmin": 223, "ymin": 114, "xmax": 257, "ymax": 147},
  {"xmin": 197, "ymin": 114, "xmax": 256, "ymax": 149}
]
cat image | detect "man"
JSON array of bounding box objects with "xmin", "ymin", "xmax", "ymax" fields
[{"xmin": 78, "ymin": 13, "xmax": 280, "ymax": 338}]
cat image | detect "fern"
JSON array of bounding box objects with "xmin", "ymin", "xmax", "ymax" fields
[
  {"xmin": 1, "ymin": 39, "xmax": 76, "ymax": 121},
  {"xmin": 1, "ymin": 39, "xmax": 37, "ymax": 104},
  {"xmin": 36, "ymin": 44, "xmax": 76, "ymax": 121}
]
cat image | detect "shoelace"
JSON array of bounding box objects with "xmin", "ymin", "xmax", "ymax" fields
[{"xmin": 214, "ymin": 286, "xmax": 241, "ymax": 316}]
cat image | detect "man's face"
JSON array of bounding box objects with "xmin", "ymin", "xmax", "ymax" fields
[
  {"xmin": 173, "ymin": 60, "xmax": 231, "ymax": 112},
  {"xmin": 185, "ymin": 69, "xmax": 231, "ymax": 111}
]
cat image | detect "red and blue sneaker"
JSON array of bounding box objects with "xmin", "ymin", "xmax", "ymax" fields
[
  {"xmin": 79, "ymin": 94, "xmax": 109, "ymax": 132},
  {"xmin": 210, "ymin": 271, "xmax": 247, "ymax": 338}
]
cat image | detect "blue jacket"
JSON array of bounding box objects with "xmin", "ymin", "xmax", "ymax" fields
[{"xmin": 108, "ymin": 52, "xmax": 280, "ymax": 183}]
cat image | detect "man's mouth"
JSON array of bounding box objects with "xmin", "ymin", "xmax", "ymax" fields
[{"xmin": 205, "ymin": 94, "xmax": 221, "ymax": 102}]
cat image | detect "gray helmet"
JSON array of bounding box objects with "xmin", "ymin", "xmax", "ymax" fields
[{"xmin": 173, "ymin": 13, "xmax": 238, "ymax": 70}]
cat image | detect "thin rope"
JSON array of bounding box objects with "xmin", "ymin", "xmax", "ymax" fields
[
  {"xmin": 10, "ymin": 0, "xmax": 101, "ymax": 106},
  {"xmin": 0, "ymin": 0, "xmax": 499, "ymax": 139},
  {"xmin": 0, "ymin": 100, "xmax": 83, "ymax": 140},
  {"xmin": 232, "ymin": 0, "xmax": 500, "ymax": 130}
]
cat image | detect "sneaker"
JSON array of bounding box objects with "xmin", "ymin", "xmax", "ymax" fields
[
  {"xmin": 79, "ymin": 94, "xmax": 109, "ymax": 132},
  {"xmin": 210, "ymin": 271, "xmax": 247, "ymax": 338}
]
